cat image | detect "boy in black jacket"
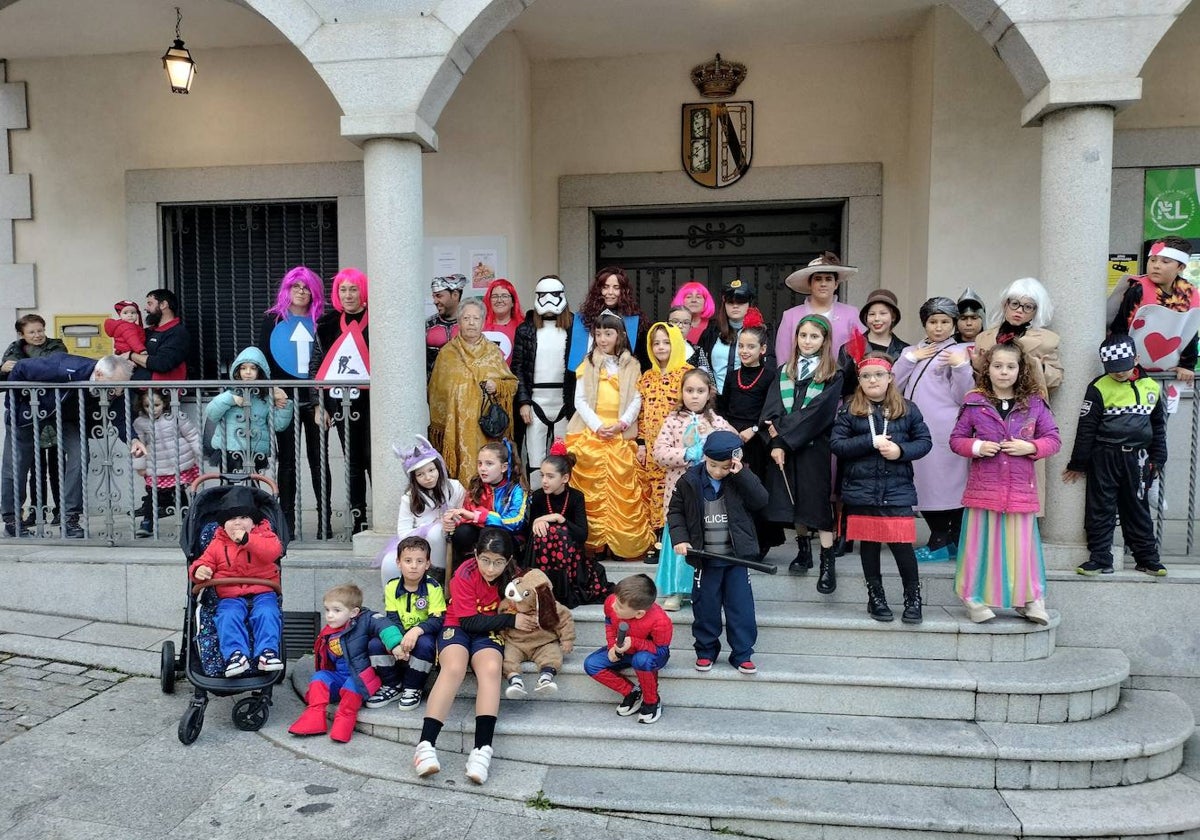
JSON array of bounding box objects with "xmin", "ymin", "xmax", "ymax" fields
[{"xmin": 667, "ymin": 430, "xmax": 769, "ymax": 675}]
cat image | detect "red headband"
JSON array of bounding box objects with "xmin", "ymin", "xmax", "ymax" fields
[{"xmin": 857, "ymin": 357, "xmax": 893, "ymax": 373}]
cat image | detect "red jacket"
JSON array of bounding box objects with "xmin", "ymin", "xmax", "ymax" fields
[
  {"xmin": 188, "ymin": 521, "xmax": 282, "ymax": 598},
  {"xmin": 602, "ymin": 594, "xmax": 673, "ymax": 654},
  {"xmin": 103, "ymin": 318, "xmax": 146, "ymax": 354},
  {"xmin": 442, "ymin": 558, "xmax": 504, "ymax": 629}
]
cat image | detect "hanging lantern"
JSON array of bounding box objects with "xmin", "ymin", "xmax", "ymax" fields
[{"xmin": 162, "ymin": 7, "xmax": 196, "ymax": 94}]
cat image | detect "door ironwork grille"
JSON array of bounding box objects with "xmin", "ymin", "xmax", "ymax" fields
[{"xmin": 596, "ymin": 203, "xmax": 843, "ymax": 329}]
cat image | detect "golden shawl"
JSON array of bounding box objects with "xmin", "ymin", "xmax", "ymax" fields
[{"xmin": 428, "ymin": 335, "xmax": 518, "ymax": 486}]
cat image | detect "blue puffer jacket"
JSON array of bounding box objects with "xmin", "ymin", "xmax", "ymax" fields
[
  {"xmin": 830, "ymin": 400, "xmax": 932, "ymax": 508},
  {"xmin": 205, "ymin": 347, "xmax": 294, "ymax": 458}
]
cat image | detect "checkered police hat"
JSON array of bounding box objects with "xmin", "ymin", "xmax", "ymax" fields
[{"xmin": 1098, "ymin": 335, "xmax": 1137, "ymax": 373}]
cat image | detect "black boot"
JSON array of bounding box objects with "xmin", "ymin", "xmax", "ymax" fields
[
  {"xmin": 789, "ymin": 534, "xmax": 813, "ymax": 574},
  {"xmin": 866, "ymin": 577, "xmax": 893, "ymax": 622},
  {"xmin": 902, "ymin": 580, "xmax": 923, "ymax": 624},
  {"xmin": 836, "ymin": 539, "xmax": 855, "ymax": 557},
  {"xmin": 816, "ymin": 545, "xmax": 837, "ymax": 594},
  {"xmin": 63, "ymin": 514, "xmax": 84, "ymax": 539}
]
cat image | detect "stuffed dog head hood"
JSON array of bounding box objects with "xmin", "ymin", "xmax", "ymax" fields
[{"xmin": 503, "ymin": 568, "xmax": 561, "ymax": 631}]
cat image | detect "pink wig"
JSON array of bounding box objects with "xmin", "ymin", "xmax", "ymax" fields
[
  {"xmin": 671, "ymin": 281, "xmax": 716, "ymax": 320},
  {"xmin": 266, "ymin": 266, "xmax": 325, "ymax": 321},
  {"xmin": 330, "ymin": 267, "xmax": 369, "ymax": 312}
]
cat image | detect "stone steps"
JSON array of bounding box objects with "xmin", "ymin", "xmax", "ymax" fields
[
  {"xmin": 538, "ymin": 767, "xmax": 1200, "ymax": 840},
  {"xmin": 348, "ymin": 682, "xmax": 1191, "ymax": 792},
  {"xmin": 569, "ymin": 601, "xmax": 1060, "ymax": 661},
  {"xmin": 436, "ymin": 646, "xmax": 1128, "ymax": 722}
]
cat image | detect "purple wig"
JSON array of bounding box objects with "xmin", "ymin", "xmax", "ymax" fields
[
  {"xmin": 671, "ymin": 281, "xmax": 716, "ymax": 320},
  {"xmin": 266, "ymin": 266, "xmax": 325, "ymax": 321}
]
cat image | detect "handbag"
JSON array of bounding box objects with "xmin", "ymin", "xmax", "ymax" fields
[{"xmin": 478, "ymin": 382, "xmax": 509, "ymax": 439}]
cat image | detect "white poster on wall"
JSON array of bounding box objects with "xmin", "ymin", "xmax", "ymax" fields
[{"xmin": 423, "ymin": 236, "xmax": 507, "ymax": 319}]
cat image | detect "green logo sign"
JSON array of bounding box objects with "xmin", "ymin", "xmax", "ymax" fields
[{"xmin": 1145, "ymin": 168, "xmax": 1200, "ymax": 239}]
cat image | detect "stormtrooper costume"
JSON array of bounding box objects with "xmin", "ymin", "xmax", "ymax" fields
[{"xmin": 512, "ymin": 276, "xmax": 576, "ymax": 488}]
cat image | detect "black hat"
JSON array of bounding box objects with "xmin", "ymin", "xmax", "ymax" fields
[
  {"xmin": 702, "ymin": 430, "xmax": 742, "ymax": 460},
  {"xmin": 722, "ymin": 278, "xmax": 755, "ymax": 301},
  {"xmin": 1099, "ymin": 335, "xmax": 1137, "ymax": 373},
  {"xmin": 216, "ymin": 486, "xmax": 261, "ymax": 524}
]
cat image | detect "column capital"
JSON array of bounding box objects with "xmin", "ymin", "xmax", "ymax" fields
[
  {"xmin": 340, "ymin": 114, "xmax": 439, "ymax": 152},
  {"xmin": 1021, "ymin": 79, "xmax": 1142, "ymax": 127}
]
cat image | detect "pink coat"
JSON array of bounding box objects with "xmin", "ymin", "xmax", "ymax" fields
[
  {"xmin": 652, "ymin": 410, "xmax": 735, "ymax": 516},
  {"xmin": 949, "ymin": 392, "xmax": 1061, "ymax": 514}
]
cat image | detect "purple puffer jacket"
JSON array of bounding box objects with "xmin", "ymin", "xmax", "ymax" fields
[{"xmin": 949, "ymin": 391, "xmax": 1061, "ymax": 514}]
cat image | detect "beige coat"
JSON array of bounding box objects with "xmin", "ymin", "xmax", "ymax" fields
[{"xmin": 973, "ymin": 327, "xmax": 1063, "ymax": 397}]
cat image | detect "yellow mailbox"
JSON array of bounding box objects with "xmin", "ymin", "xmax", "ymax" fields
[{"xmin": 54, "ymin": 315, "xmax": 113, "ymax": 360}]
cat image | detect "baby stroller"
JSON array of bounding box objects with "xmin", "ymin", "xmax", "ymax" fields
[{"xmin": 159, "ymin": 473, "xmax": 290, "ymax": 744}]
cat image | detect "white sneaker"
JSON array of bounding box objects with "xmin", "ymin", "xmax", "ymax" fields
[
  {"xmin": 964, "ymin": 601, "xmax": 996, "ymax": 623},
  {"xmin": 413, "ymin": 740, "xmax": 440, "ymax": 777},
  {"xmin": 1018, "ymin": 599, "xmax": 1050, "ymax": 625},
  {"xmin": 534, "ymin": 672, "xmax": 557, "ymax": 694},
  {"xmin": 465, "ymin": 745, "xmax": 493, "ymax": 784},
  {"xmin": 662, "ymin": 594, "xmax": 682, "ymax": 612},
  {"xmin": 505, "ymin": 675, "xmax": 527, "ymax": 700}
]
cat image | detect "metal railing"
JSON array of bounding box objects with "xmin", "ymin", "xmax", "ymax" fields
[
  {"xmin": 1149, "ymin": 373, "xmax": 1199, "ymax": 557},
  {"xmin": 1, "ymin": 378, "xmax": 368, "ymax": 546}
]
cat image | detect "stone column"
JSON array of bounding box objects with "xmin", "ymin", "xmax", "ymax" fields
[
  {"xmin": 361, "ymin": 137, "xmax": 427, "ymax": 542},
  {"xmin": 1037, "ymin": 105, "xmax": 1114, "ymax": 561}
]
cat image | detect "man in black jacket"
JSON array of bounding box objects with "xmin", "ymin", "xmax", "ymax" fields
[
  {"xmin": 667, "ymin": 430, "xmax": 768, "ymax": 675},
  {"xmin": 130, "ymin": 289, "xmax": 190, "ymax": 382}
]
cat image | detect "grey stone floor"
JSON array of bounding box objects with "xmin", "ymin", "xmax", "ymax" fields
[{"xmin": 0, "ymin": 668, "xmax": 727, "ymax": 839}]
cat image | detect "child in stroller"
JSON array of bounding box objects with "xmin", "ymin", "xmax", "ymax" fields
[
  {"xmin": 161, "ymin": 475, "xmax": 290, "ymax": 745},
  {"xmin": 188, "ymin": 485, "xmax": 285, "ymax": 677}
]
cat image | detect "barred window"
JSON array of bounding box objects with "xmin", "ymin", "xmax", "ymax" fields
[{"xmin": 162, "ymin": 201, "xmax": 340, "ymax": 380}]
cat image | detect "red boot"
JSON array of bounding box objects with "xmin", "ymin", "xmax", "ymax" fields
[
  {"xmin": 288, "ymin": 681, "xmax": 331, "ymax": 736},
  {"xmin": 329, "ymin": 689, "xmax": 364, "ymax": 743}
]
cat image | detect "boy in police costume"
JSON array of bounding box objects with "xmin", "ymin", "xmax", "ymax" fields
[
  {"xmin": 1062, "ymin": 335, "xmax": 1168, "ymax": 576},
  {"xmin": 667, "ymin": 430, "xmax": 769, "ymax": 675}
]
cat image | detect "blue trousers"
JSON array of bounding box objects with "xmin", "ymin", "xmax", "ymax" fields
[
  {"xmin": 691, "ymin": 562, "xmax": 757, "ymax": 665},
  {"xmin": 368, "ymin": 631, "xmax": 437, "ymax": 690},
  {"xmin": 214, "ymin": 591, "xmax": 281, "ymax": 662}
]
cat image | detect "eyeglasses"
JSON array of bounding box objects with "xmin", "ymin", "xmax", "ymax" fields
[
  {"xmin": 859, "ymin": 372, "xmax": 891, "ymax": 382},
  {"xmin": 490, "ymin": 293, "xmax": 512, "ymax": 301},
  {"xmin": 1005, "ymin": 299, "xmax": 1036, "ymax": 314},
  {"xmin": 477, "ymin": 556, "xmax": 508, "ymax": 569},
  {"xmin": 667, "ymin": 319, "xmax": 692, "ymax": 328}
]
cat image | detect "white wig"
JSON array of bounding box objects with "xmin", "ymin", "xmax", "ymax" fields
[{"xmin": 989, "ymin": 277, "xmax": 1053, "ymax": 329}]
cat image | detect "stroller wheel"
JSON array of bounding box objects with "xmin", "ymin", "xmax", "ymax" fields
[
  {"xmin": 160, "ymin": 641, "xmax": 176, "ymax": 695},
  {"xmin": 232, "ymin": 695, "xmax": 271, "ymax": 731},
  {"xmin": 178, "ymin": 702, "xmax": 205, "ymax": 745}
]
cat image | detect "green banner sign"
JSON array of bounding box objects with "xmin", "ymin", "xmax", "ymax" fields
[{"xmin": 1144, "ymin": 168, "xmax": 1200, "ymax": 239}]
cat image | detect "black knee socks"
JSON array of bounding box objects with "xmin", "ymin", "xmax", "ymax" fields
[
  {"xmin": 419, "ymin": 717, "xmax": 443, "ymax": 746},
  {"xmin": 474, "ymin": 715, "xmax": 497, "ymax": 749}
]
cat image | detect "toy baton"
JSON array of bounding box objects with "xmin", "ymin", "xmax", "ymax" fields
[{"xmin": 687, "ymin": 549, "xmax": 778, "ymax": 575}]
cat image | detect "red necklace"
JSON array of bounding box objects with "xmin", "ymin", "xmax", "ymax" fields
[
  {"xmin": 736, "ymin": 364, "xmax": 765, "ymax": 390},
  {"xmin": 546, "ymin": 489, "xmax": 570, "ymax": 517}
]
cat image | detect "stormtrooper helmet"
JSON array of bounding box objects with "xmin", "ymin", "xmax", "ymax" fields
[{"xmin": 534, "ymin": 275, "xmax": 567, "ymax": 316}]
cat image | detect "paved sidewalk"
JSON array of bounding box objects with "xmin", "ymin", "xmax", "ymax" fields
[
  {"xmin": 0, "ymin": 654, "xmax": 127, "ymax": 744},
  {"xmin": 0, "ymin": 608, "xmax": 730, "ymax": 839}
]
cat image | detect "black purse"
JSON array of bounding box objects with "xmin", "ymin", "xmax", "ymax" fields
[{"xmin": 478, "ymin": 383, "xmax": 509, "ymax": 439}]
